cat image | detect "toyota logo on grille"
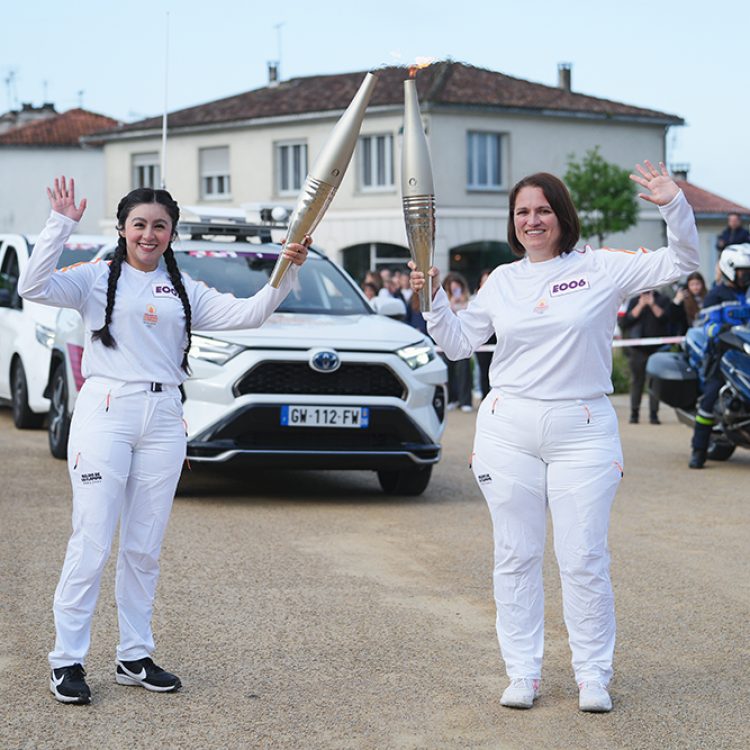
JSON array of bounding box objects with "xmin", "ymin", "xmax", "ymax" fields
[{"xmin": 309, "ymin": 349, "xmax": 341, "ymax": 373}]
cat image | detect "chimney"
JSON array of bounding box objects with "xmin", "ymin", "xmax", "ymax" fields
[
  {"xmin": 671, "ymin": 163, "xmax": 689, "ymax": 181},
  {"xmin": 557, "ymin": 62, "xmax": 572, "ymax": 93},
  {"xmin": 267, "ymin": 61, "xmax": 279, "ymax": 87}
]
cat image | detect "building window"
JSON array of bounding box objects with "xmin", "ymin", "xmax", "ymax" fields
[
  {"xmin": 359, "ymin": 134, "xmax": 394, "ymax": 190},
  {"xmin": 467, "ymin": 132, "xmax": 504, "ymax": 191},
  {"xmin": 200, "ymin": 146, "xmax": 231, "ymax": 200},
  {"xmin": 276, "ymin": 141, "xmax": 308, "ymax": 195},
  {"xmin": 132, "ymin": 152, "xmax": 161, "ymax": 189}
]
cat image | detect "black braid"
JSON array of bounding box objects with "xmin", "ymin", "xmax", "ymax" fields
[
  {"xmin": 91, "ymin": 236, "xmax": 126, "ymax": 347},
  {"xmin": 163, "ymin": 246, "xmax": 192, "ymax": 374},
  {"xmin": 92, "ymin": 186, "xmax": 182, "ymax": 354}
]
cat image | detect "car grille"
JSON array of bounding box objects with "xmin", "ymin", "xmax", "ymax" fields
[{"xmin": 234, "ymin": 362, "xmax": 406, "ymax": 398}]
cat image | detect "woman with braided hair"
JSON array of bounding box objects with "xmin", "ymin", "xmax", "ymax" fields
[{"xmin": 19, "ymin": 176, "xmax": 310, "ymax": 705}]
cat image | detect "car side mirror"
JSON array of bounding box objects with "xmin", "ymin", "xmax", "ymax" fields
[{"xmin": 373, "ymin": 296, "xmax": 406, "ymax": 320}]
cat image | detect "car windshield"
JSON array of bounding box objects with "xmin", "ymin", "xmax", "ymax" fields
[
  {"xmin": 30, "ymin": 241, "xmax": 109, "ymax": 270},
  {"xmin": 175, "ymin": 247, "xmax": 372, "ymax": 315}
]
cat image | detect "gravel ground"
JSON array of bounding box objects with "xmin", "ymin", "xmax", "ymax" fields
[{"xmin": 1, "ymin": 396, "xmax": 748, "ymax": 750}]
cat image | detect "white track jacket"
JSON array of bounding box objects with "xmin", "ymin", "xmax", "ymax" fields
[
  {"xmin": 19, "ymin": 211, "xmax": 298, "ymax": 386},
  {"xmin": 424, "ymin": 191, "xmax": 700, "ymax": 400}
]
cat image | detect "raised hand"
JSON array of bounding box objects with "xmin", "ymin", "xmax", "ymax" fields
[
  {"xmin": 629, "ymin": 161, "xmax": 679, "ymax": 206},
  {"xmin": 47, "ymin": 176, "xmax": 87, "ymax": 222}
]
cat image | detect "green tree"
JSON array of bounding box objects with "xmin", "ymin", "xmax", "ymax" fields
[{"xmin": 564, "ymin": 147, "xmax": 639, "ymax": 247}]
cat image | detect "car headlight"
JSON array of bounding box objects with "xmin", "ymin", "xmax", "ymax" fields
[
  {"xmin": 35, "ymin": 323, "xmax": 55, "ymax": 349},
  {"xmin": 397, "ymin": 342, "xmax": 435, "ymax": 370},
  {"xmin": 189, "ymin": 334, "xmax": 244, "ymax": 365}
]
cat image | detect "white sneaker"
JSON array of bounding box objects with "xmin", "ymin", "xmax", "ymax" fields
[
  {"xmin": 578, "ymin": 681, "xmax": 612, "ymax": 712},
  {"xmin": 460, "ymin": 405, "xmax": 473, "ymax": 413},
  {"xmin": 446, "ymin": 402, "xmax": 458, "ymax": 412},
  {"xmin": 500, "ymin": 678, "xmax": 540, "ymax": 709}
]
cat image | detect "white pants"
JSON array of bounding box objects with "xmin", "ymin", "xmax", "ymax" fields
[
  {"xmin": 471, "ymin": 390, "xmax": 623, "ymax": 685},
  {"xmin": 49, "ymin": 380, "xmax": 186, "ymax": 669}
]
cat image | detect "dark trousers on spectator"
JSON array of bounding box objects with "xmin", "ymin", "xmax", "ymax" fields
[
  {"xmin": 627, "ymin": 348, "xmax": 659, "ymax": 416},
  {"xmin": 446, "ymin": 357, "xmax": 472, "ymax": 407},
  {"xmin": 476, "ymin": 351, "xmax": 492, "ymax": 399}
]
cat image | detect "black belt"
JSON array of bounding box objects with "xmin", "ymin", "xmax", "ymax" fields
[{"xmin": 150, "ymin": 382, "xmax": 164, "ymax": 392}]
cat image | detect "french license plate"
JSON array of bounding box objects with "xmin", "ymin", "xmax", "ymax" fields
[{"xmin": 280, "ymin": 405, "xmax": 369, "ymax": 428}]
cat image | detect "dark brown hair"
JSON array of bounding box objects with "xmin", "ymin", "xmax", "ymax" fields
[
  {"xmin": 507, "ymin": 173, "xmax": 581, "ymax": 258},
  {"xmin": 682, "ymin": 271, "xmax": 707, "ymax": 326},
  {"xmin": 442, "ymin": 271, "xmax": 469, "ymax": 296}
]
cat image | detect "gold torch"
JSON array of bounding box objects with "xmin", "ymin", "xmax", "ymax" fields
[
  {"xmin": 401, "ymin": 70, "xmax": 436, "ymax": 312},
  {"xmin": 269, "ymin": 72, "xmax": 378, "ymax": 287}
]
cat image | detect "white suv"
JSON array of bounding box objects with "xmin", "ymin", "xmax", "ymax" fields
[
  {"xmin": 0, "ymin": 230, "xmax": 115, "ymax": 427},
  {"xmin": 46, "ymin": 214, "xmax": 447, "ymax": 495}
]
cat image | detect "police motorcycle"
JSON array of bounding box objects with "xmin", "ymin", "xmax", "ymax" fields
[{"xmin": 646, "ymin": 253, "xmax": 750, "ymax": 462}]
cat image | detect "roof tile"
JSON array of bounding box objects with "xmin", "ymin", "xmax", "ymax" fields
[
  {"xmin": 0, "ymin": 108, "xmax": 119, "ymax": 146},
  {"xmin": 676, "ymin": 179, "xmax": 750, "ymax": 216},
  {"xmin": 102, "ymin": 61, "xmax": 682, "ymax": 136}
]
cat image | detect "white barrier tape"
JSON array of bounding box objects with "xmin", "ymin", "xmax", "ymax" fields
[
  {"xmin": 611, "ymin": 335, "xmax": 685, "ymax": 348},
  {"xmin": 435, "ymin": 335, "xmax": 685, "ymax": 354}
]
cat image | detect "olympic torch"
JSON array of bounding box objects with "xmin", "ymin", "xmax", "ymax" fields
[
  {"xmin": 401, "ymin": 73, "xmax": 436, "ymax": 312},
  {"xmin": 269, "ymin": 72, "xmax": 378, "ymax": 287}
]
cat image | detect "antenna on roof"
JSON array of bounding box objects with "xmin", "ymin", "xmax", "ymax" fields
[
  {"xmin": 5, "ymin": 68, "xmax": 18, "ymax": 111},
  {"xmin": 274, "ymin": 22, "xmax": 285, "ymax": 79},
  {"xmin": 160, "ymin": 11, "xmax": 170, "ymax": 189}
]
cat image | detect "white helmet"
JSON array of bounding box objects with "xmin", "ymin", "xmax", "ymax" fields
[{"xmin": 719, "ymin": 243, "xmax": 750, "ymax": 288}]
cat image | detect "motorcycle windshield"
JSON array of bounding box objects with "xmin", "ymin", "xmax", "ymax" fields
[{"xmin": 685, "ymin": 327, "xmax": 707, "ymax": 368}]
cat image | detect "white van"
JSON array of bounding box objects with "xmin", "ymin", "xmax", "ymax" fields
[{"xmin": 0, "ymin": 230, "xmax": 116, "ymax": 427}]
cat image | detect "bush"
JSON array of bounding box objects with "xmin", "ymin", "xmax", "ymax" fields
[{"xmin": 611, "ymin": 348, "xmax": 631, "ymax": 394}]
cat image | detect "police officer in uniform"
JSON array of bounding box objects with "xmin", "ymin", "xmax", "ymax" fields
[{"xmin": 689, "ymin": 244, "xmax": 750, "ymax": 468}]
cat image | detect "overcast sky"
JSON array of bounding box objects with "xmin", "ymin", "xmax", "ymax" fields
[{"xmin": 6, "ymin": 0, "xmax": 749, "ymax": 208}]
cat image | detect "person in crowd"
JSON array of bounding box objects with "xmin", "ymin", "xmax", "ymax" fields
[
  {"xmin": 378, "ymin": 267, "xmax": 407, "ymax": 315},
  {"xmin": 362, "ymin": 281, "xmax": 379, "ymax": 302},
  {"xmin": 363, "ymin": 270, "xmax": 383, "ymax": 296},
  {"xmin": 620, "ymin": 289, "xmax": 671, "ymax": 424},
  {"xmin": 668, "ymin": 271, "xmax": 707, "ymax": 334},
  {"xmin": 714, "ymin": 260, "xmax": 723, "ymax": 287},
  {"xmin": 409, "ymin": 162, "xmax": 699, "ymax": 712},
  {"xmin": 689, "ymin": 244, "xmax": 750, "ymax": 468},
  {"xmin": 474, "ymin": 269, "xmax": 496, "ymax": 398},
  {"xmin": 715, "ymin": 212, "xmax": 750, "ymax": 254},
  {"xmin": 397, "ymin": 266, "xmax": 413, "ymax": 304},
  {"xmin": 442, "ymin": 271, "xmax": 473, "ymax": 412},
  {"xmin": 18, "ymin": 176, "xmax": 310, "ymax": 705}
]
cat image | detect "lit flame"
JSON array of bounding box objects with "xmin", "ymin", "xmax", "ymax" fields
[{"xmin": 409, "ymin": 57, "xmax": 436, "ymax": 78}]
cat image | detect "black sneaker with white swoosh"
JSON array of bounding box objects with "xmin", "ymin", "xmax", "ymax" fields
[
  {"xmin": 50, "ymin": 663, "xmax": 91, "ymax": 704},
  {"xmin": 115, "ymin": 657, "xmax": 182, "ymax": 692}
]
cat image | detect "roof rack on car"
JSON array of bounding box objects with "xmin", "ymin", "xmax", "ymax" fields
[{"xmin": 179, "ymin": 205, "xmax": 289, "ymax": 243}]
